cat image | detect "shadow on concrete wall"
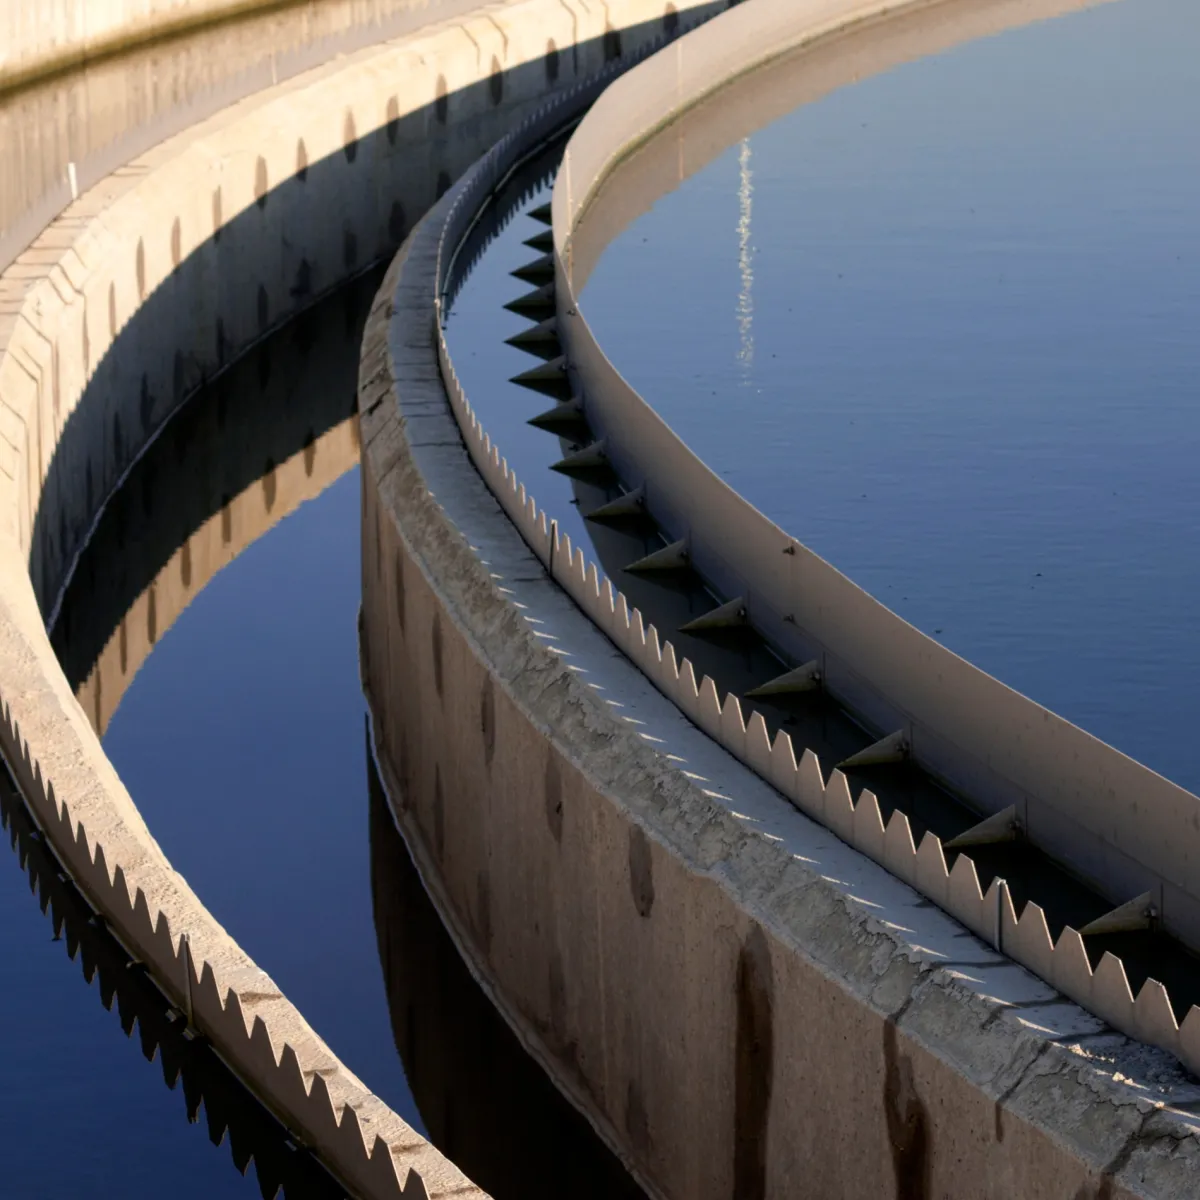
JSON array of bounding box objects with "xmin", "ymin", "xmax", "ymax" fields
[
  {"xmin": 0, "ymin": 0, "xmax": 489, "ymax": 275},
  {"xmin": 50, "ymin": 266, "xmax": 382, "ymax": 722},
  {"xmin": 31, "ymin": 247, "xmax": 651, "ymax": 1194},
  {"xmin": 29, "ymin": 11, "xmax": 705, "ymax": 625}
]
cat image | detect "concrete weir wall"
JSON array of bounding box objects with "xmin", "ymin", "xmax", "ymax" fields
[
  {"xmin": 0, "ymin": 0, "xmax": 710, "ymax": 1194},
  {"xmin": 554, "ymin": 0, "xmax": 1200, "ymax": 960},
  {"xmin": 360, "ymin": 3, "xmax": 1200, "ymax": 1198}
]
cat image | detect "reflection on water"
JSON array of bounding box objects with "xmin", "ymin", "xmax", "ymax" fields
[
  {"xmin": 37, "ymin": 233, "xmax": 643, "ymax": 1190},
  {"xmin": 368, "ymin": 742, "xmax": 646, "ymax": 1200},
  {"xmin": 51, "ymin": 267, "xmax": 422, "ymax": 1129},
  {"xmin": 0, "ymin": 760, "xmax": 345, "ymax": 1199},
  {"xmin": 583, "ymin": 0, "xmax": 1200, "ymax": 791}
]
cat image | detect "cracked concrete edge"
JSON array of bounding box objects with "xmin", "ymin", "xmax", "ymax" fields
[{"xmin": 358, "ymin": 37, "xmax": 1200, "ymax": 1200}]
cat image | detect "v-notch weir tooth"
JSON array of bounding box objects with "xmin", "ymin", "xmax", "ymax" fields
[{"xmin": 528, "ymin": 200, "xmax": 553, "ymax": 225}]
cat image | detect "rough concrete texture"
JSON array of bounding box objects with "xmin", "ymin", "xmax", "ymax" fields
[
  {"xmin": 358, "ymin": 43, "xmax": 1200, "ymax": 1200},
  {"xmin": 0, "ymin": 0, "xmax": 714, "ymax": 1192}
]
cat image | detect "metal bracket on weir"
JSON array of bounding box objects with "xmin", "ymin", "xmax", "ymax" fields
[
  {"xmin": 550, "ymin": 438, "xmax": 609, "ymax": 474},
  {"xmin": 586, "ymin": 484, "xmax": 647, "ymax": 522},
  {"xmin": 524, "ymin": 229, "xmax": 555, "ymax": 252},
  {"xmin": 838, "ymin": 729, "xmax": 908, "ymax": 769},
  {"xmin": 744, "ymin": 660, "xmax": 822, "ymax": 698},
  {"xmin": 624, "ymin": 536, "xmax": 689, "ymax": 572},
  {"xmin": 511, "ymin": 355, "xmax": 571, "ymax": 397},
  {"xmin": 1079, "ymin": 892, "xmax": 1158, "ymax": 936},
  {"xmin": 678, "ymin": 596, "xmax": 748, "ymax": 634},
  {"xmin": 528, "ymin": 396, "xmax": 587, "ymax": 432},
  {"xmin": 504, "ymin": 282, "xmax": 556, "ymax": 317},
  {"xmin": 506, "ymin": 316, "xmax": 560, "ymax": 357},
  {"xmin": 943, "ymin": 804, "xmax": 1022, "ymax": 851},
  {"xmin": 512, "ymin": 252, "xmax": 556, "ymax": 284}
]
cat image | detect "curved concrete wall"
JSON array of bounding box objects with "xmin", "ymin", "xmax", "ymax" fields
[
  {"xmin": 0, "ymin": 0, "xmax": 488, "ymax": 275},
  {"xmin": 550, "ymin": 0, "xmax": 1200, "ymax": 1061},
  {"xmin": 360, "ymin": 15, "xmax": 1200, "ymax": 1198},
  {"xmin": 0, "ymin": 1, "xmax": 705, "ymax": 1194},
  {"xmin": 0, "ymin": 761, "xmax": 351, "ymax": 1198},
  {"xmin": 0, "ymin": 0, "xmax": 437, "ymax": 91}
]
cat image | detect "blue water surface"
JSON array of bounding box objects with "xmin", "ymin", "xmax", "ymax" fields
[{"xmin": 582, "ymin": 0, "xmax": 1200, "ymax": 790}]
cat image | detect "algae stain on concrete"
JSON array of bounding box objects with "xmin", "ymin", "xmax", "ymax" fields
[
  {"xmin": 545, "ymin": 754, "xmax": 563, "ymax": 843},
  {"xmin": 733, "ymin": 924, "xmax": 773, "ymax": 1200},
  {"xmin": 628, "ymin": 825, "xmax": 654, "ymax": 917}
]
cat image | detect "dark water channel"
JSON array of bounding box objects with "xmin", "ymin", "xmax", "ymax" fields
[{"xmin": 1, "ymin": 262, "xmax": 642, "ymax": 1193}]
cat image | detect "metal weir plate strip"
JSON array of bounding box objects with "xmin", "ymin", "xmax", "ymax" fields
[
  {"xmin": 550, "ymin": 0, "xmax": 1200, "ymax": 957},
  {"xmin": 429, "ymin": 25, "xmax": 1200, "ymax": 1076}
]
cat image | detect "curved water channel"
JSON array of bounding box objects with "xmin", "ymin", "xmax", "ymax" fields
[
  {"xmin": 7, "ymin": 261, "xmax": 643, "ymax": 1194},
  {"xmin": 6, "ymin": 0, "xmax": 1199, "ymax": 1191},
  {"xmin": 1, "ymin": 19, "xmax": 645, "ymax": 1191}
]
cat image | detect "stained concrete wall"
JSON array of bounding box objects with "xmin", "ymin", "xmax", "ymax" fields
[
  {"xmin": 0, "ymin": 0, "xmax": 714, "ymax": 1193},
  {"xmin": 359, "ymin": 47, "xmax": 1200, "ymax": 1199}
]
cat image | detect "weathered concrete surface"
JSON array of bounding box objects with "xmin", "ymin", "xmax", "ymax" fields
[
  {"xmin": 0, "ymin": 0, "xmax": 714, "ymax": 1192},
  {"xmin": 359, "ymin": 46, "xmax": 1200, "ymax": 1200}
]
